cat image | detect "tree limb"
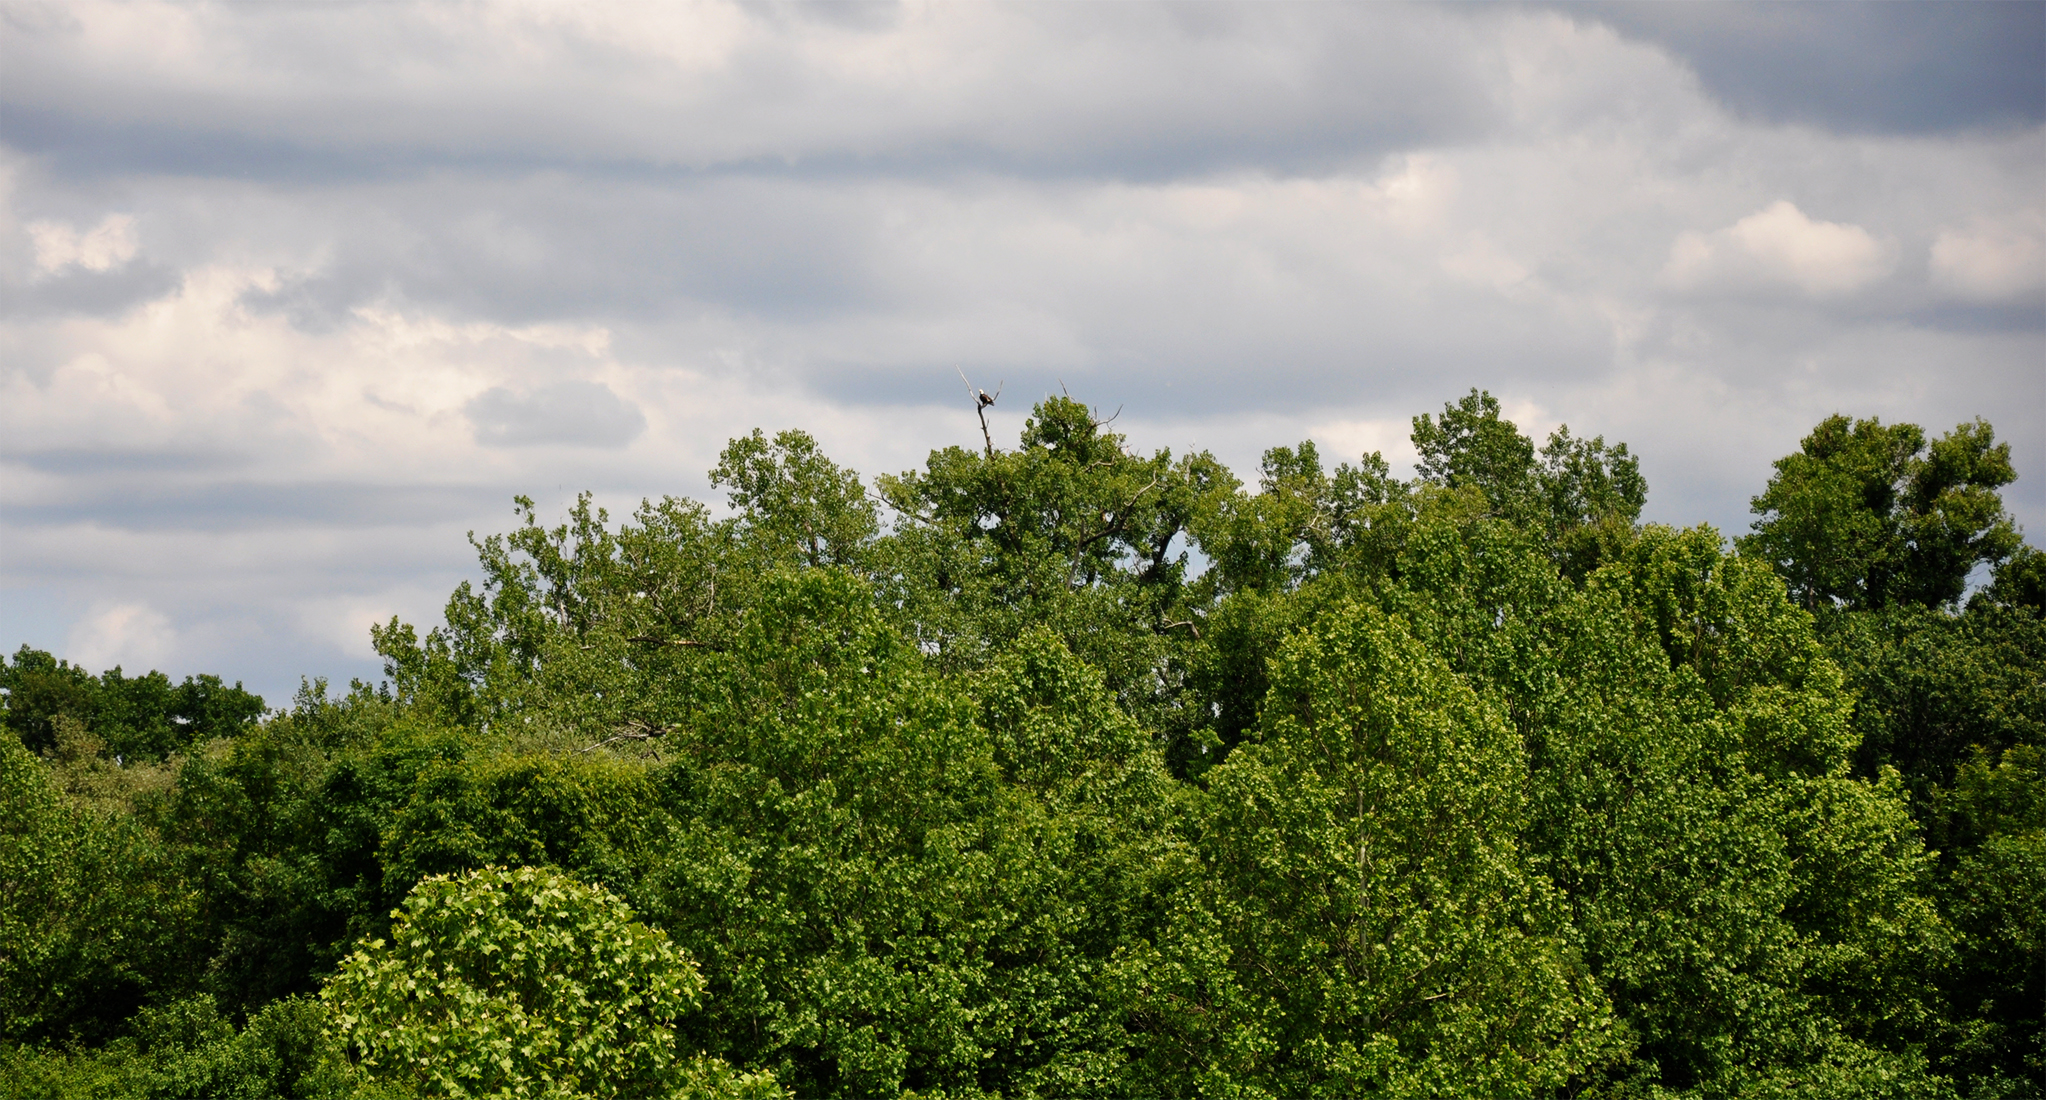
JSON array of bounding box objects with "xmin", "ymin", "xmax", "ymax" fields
[
  {"xmin": 579, "ymin": 719, "xmax": 670, "ymax": 754},
  {"xmin": 1067, "ymin": 476, "xmax": 1164, "ymax": 586},
  {"xmin": 627, "ymin": 635, "xmax": 711, "ymax": 648}
]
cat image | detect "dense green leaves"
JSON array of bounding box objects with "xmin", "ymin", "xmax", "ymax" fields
[
  {"xmin": 0, "ymin": 732, "xmax": 189, "ymax": 1046},
  {"xmin": 2, "ymin": 393, "xmax": 2037, "ymax": 1097},
  {"xmin": 714, "ymin": 428, "xmax": 880, "ymax": 571},
  {"xmin": 1743, "ymin": 415, "xmax": 2020, "ymax": 611},
  {"xmin": 1410, "ymin": 388, "xmax": 1645, "ymax": 580},
  {"xmin": 325, "ymin": 864, "xmax": 772, "ymax": 1099},
  {"xmin": 1132, "ymin": 601, "xmax": 1611, "ymax": 1098},
  {"xmin": 1, "ymin": 646, "xmax": 263, "ymax": 761},
  {"xmin": 1, "ymin": 995, "xmax": 359, "ymax": 1100}
]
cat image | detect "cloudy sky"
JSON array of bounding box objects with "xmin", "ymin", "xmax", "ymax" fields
[{"xmin": 3, "ymin": 1, "xmax": 2042, "ymax": 703}]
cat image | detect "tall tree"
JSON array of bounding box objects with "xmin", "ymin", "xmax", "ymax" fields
[
  {"xmin": 1410, "ymin": 389, "xmax": 1645, "ymax": 579},
  {"xmin": 1742, "ymin": 414, "xmax": 2020, "ymax": 610}
]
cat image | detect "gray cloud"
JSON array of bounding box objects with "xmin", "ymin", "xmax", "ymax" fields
[
  {"xmin": 4, "ymin": 481, "xmax": 503, "ymax": 533},
  {"xmin": 467, "ymin": 382, "xmax": 647, "ymax": 449},
  {"xmin": 1, "ymin": 4, "xmax": 1504, "ymax": 184},
  {"xmin": 2, "ymin": 447, "xmax": 243, "ymax": 477},
  {"xmin": 1559, "ymin": 1, "xmax": 2046, "ymax": 135},
  {"xmin": 0, "ymin": 1, "xmax": 2040, "ymax": 700},
  {"xmin": 0, "ymin": 103, "xmax": 421, "ymax": 185},
  {"xmin": 0, "ymin": 261, "xmax": 181, "ymax": 319}
]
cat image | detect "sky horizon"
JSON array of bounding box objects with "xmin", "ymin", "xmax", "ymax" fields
[{"xmin": 3, "ymin": 0, "xmax": 2042, "ymax": 705}]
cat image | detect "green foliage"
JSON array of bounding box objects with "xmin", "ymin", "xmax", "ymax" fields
[
  {"xmin": 380, "ymin": 750, "xmax": 661, "ymax": 908},
  {"xmin": 1190, "ymin": 440, "xmax": 1408, "ymax": 596},
  {"xmin": 1536, "ymin": 425, "xmax": 1648, "ymax": 582},
  {"xmin": 4, "ymin": 391, "xmax": 2037, "ymax": 1099},
  {"xmin": 35, "ymin": 712, "xmax": 179, "ymax": 815},
  {"xmin": 1131, "ymin": 600, "xmax": 1612, "ymax": 1098},
  {"xmin": 1, "ymin": 646, "xmax": 263, "ymax": 761},
  {"xmin": 1923, "ymin": 746, "xmax": 2046, "ymax": 1093},
  {"xmin": 1973, "ymin": 544, "xmax": 2046, "ymax": 615},
  {"xmin": 0, "ymin": 731, "xmax": 190, "ymax": 1045},
  {"xmin": 1824, "ymin": 603, "xmax": 2046, "ymax": 795},
  {"xmin": 371, "ymin": 491, "xmax": 756, "ymax": 742},
  {"xmin": 1409, "ymin": 389, "xmax": 1646, "ymax": 581},
  {"xmin": 713, "ymin": 428, "xmax": 879, "ymax": 571},
  {"xmin": 0, "ymin": 650, "xmax": 93, "ymax": 757},
  {"xmin": 0, "ymin": 995, "xmax": 359, "ymax": 1100},
  {"xmin": 875, "ymin": 395, "xmax": 1225, "ymax": 700},
  {"xmin": 325, "ymin": 864, "xmax": 770, "ymax": 1099},
  {"xmin": 145, "ymin": 693, "xmax": 408, "ymax": 1018},
  {"xmin": 1743, "ymin": 415, "xmax": 2020, "ymax": 611},
  {"xmin": 637, "ymin": 572, "xmax": 1169, "ymax": 1096},
  {"xmin": 1533, "ymin": 529, "xmax": 1951, "ymax": 1097},
  {"xmin": 1596, "ymin": 524, "xmax": 1859, "ymax": 777},
  {"xmin": 1930, "ymin": 745, "xmax": 2046, "ymax": 854},
  {"xmin": 1411, "ymin": 388, "xmax": 1539, "ymax": 515}
]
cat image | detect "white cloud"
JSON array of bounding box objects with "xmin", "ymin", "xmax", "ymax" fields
[
  {"xmin": 27, "ymin": 213, "xmax": 138, "ymax": 275},
  {"xmin": 1930, "ymin": 214, "xmax": 2046, "ymax": 303},
  {"xmin": 293, "ymin": 589, "xmax": 445, "ymax": 663},
  {"xmin": 66, "ymin": 600, "xmax": 176, "ymax": 673},
  {"xmin": 0, "ymin": 264, "xmax": 643, "ymax": 476},
  {"xmin": 1661, "ymin": 201, "xmax": 1894, "ymax": 298},
  {"xmin": 1304, "ymin": 416, "xmax": 1419, "ymax": 469}
]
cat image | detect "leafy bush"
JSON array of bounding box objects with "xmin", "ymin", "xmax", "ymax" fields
[
  {"xmin": 324, "ymin": 864, "xmax": 776, "ymax": 1100},
  {"xmin": 0, "ymin": 994, "xmax": 356, "ymax": 1100}
]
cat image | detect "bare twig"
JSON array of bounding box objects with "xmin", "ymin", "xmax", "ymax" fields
[{"xmin": 1161, "ymin": 619, "xmax": 1202, "ymax": 640}]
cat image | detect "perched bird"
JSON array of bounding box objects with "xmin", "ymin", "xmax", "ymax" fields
[{"xmin": 978, "ymin": 389, "xmax": 996, "ymax": 407}]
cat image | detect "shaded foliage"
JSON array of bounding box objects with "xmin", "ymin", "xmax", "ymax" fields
[{"xmin": 1, "ymin": 646, "xmax": 263, "ymax": 761}]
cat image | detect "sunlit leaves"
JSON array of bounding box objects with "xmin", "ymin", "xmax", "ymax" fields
[{"xmin": 324, "ymin": 864, "xmax": 773, "ymax": 1099}]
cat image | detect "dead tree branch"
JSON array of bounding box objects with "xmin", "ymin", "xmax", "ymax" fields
[
  {"xmin": 580, "ymin": 718, "xmax": 670, "ymax": 754},
  {"xmin": 958, "ymin": 367, "xmax": 1003, "ymax": 458}
]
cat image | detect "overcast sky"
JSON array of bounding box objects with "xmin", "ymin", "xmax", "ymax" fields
[{"xmin": 3, "ymin": 0, "xmax": 2042, "ymax": 703}]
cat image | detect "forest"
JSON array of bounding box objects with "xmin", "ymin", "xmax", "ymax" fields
[{"xmin": 1, "ymin": 389, "xmax": 2040, "ymax": 1099}]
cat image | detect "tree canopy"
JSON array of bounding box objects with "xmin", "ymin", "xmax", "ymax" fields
[{"xmin": 1, "ymin": 389, "xmax": 2037, "ymax": 1098}]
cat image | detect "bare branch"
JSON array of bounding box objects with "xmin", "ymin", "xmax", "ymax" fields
[
  {"xmin": 1067, "ymin": 476, "xmax": 1164, "ymax": 586},
  {"xmin": 959, "ymin": 366, "xmax": 1000, "ymax": 458},
  {"xmin": 579, "ymin": 719, "xmax": 670, "ymax": 754},
  {"xmin": 627, "ymin": 635, "xmax": 710, "ymax": 648},
  {"xmin": 1053, "ymin": 380, "xmax": 1118, "ymax": 429}
]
